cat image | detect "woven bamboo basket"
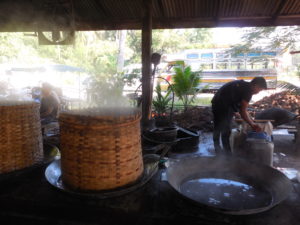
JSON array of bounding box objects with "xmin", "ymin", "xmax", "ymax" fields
[
  {"xmin": 0, "ymin": 101, "xmax": 43, "ymax": 174},
  {"xmin": 59, "ymin": 107, "xmax": 143, "ymax": 191}
]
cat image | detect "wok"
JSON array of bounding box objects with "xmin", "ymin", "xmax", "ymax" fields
[{"xmin": 166, "ymin": 156, "xmax": 292, "ymax": 215}]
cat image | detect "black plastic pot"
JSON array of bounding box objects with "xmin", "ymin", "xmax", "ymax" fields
[
  {"xmin": 173, "ymin": 127, "xmax": 200, "ymax": 151},
  {"xmin": 144, "ymin": 127, "xmax": 178, "ymax": 142}
]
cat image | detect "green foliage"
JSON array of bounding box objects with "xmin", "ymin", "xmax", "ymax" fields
[
  {"xmin": 0, "ymin": 29, "xmax": 214, "ymax": 75},
  {"xmin": 123, "ymin": 72, "xmax": 140, "ymax": 87},
  {"xmin": 172, "ymin": 64, "xmax": 201, "ymax": 111},
  {"xmin": 35, "ymin": 32, "xmax": 119, "ymax": 76},
  {"xmin": 0, "ymin": 32, "xmax": 120, "ymax": 77},
  {"xmin": 231, "ymin": 26, "xmax": 300, "ymax": 52},
  {"xmin": 152, "ymin": 84, "xmax": 172, "ymax": 115},
  {"xmin": 152, "ymin": 29, "xmax": 213, "ymax": 53},
  {"xmin": 85, "ymin": 73, "xmax": 129, "ymax": 107},
  {"xmin": 0, "ymin": 33, "xmax": 40, "ymax": 63},
  {"xmin": 126, "ymin": 29, "xmax": 213, "ymax": 63},
  {"xmin": 0, "ymin": 29, "xmax": 214, "ymax": 103}
]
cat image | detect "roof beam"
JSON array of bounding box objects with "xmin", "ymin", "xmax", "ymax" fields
[
  {"xmin": 272, "ymin": 0, "xmax": 288, "ymax": 22},
  {"xmin": 2, "ymin": 0, "xmax": 300, "ymax": 32},
  {"xmin": 152, "ymin": 16, "xmax": 300, "ymax": 29},
  {"xmin": 2, "ymin": 16, "xmax": 300, "ymax": 32},
  {"xmin": 74, "ymin": 16, "xmax": 300, "ymax": 31},
  {"xmin": 94, "ymin": 1, "xmax": 110, "ymax": 17},
  {"xmin": 214, "ymin": 0, "xmax": 221, "ymax": 24},
  {"xmin": 157, "ymin": 0, "xmax": 166, "ymax": 18}
]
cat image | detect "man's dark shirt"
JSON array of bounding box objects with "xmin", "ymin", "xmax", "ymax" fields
[
  {"xmin": 211, "ymin": 80, "xmax": 252, "ymax": 112},
  {"xmin": 40, "ymin": 94, "xmax": 59, "ymax": 119}
]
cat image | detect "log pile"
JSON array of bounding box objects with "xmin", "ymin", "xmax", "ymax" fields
[
  {"xmin": 155, "ymin": 90, "xmax": 299, "ymax": 131},
  {"xmin": 249, "ymin": 91, "xmax": 300, "ymax": 117},
  {"xmin": 172, "ymin": 106, "xmax": 213, "ymax": 131}
]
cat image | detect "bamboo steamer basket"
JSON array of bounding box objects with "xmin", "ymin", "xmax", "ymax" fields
[
  {"xmin": 59, "ymin": 107, "xmax": 143, "ymax": 191},
  {"xmin": 0, "ymin": 101, "xmax": 43, "ymax": 174}
]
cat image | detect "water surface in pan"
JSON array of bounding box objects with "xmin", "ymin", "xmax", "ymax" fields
[{"xmin": 180, "ymin": 178, "xmax": 272, "ymax": 210}]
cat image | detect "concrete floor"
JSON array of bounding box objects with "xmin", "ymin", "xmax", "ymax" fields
[{"xmin": 272, "ymin": 133, "xmax": 300, "ymax": 180}]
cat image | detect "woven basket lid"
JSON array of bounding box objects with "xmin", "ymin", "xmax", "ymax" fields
[
  {"xmin": 59, "ymin": 107, "xmax": 141, "ymax": 126},
  {"xmin": 0, "ymin": 100, "xmax": 37, "ymax": 107}
]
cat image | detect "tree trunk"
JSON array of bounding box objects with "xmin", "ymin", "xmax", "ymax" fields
[{"xmin": 117, "ymin": 30, "xmax": 127, "ymax": 73}]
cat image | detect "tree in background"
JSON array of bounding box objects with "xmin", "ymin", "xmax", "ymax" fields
[
  {"xmin": 85, "ymin": 73, "xmax": 129, "ymax": 107},
  {"xmin": 0, "ymin": 33, "xmax": 39, "ymax": 63},
  {"xmin": 117, "ymin": 30, "xmax": 127, "ymax": 73},
  {"xmin": 127, "ymin": 29, "xmax": 213, "ymax": 63},
  {"xmin": 0, "ymin": 29, "xmax": 213, "ymax": 102},
  {"xmin": 0, "ymin": 29, "xmax": 213, "ymax": 73},
  {"xmin": 34, "ymin": 31, "xmax": 119, "ymax": 77},
  {"xmin": 231, "ymin": 26, "xmax": 300, "ymax": 52},
  {"xmin": 234, "ymin": 26, "xmax": 300, "ymax": 84}
]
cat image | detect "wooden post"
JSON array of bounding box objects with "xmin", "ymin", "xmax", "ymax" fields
[{"xmin": 141, "ymin": 0, "xmax": 153, "ymax": 128}]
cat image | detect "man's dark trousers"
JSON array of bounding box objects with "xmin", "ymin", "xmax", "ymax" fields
[{"xmin": 212, "ymin": 103, "xmax": 234, "ymax": 154}]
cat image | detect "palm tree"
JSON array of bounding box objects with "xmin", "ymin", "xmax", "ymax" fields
[{"xmin": 172, "ymin": 62, "xmax": 201, "ymax": 111}]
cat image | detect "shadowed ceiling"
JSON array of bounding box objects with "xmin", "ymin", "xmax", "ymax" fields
[{"xmin": 0, "ymin": 0, "xmax": 299, "ymax": 31}]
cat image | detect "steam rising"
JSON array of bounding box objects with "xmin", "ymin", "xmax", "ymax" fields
[
  {"xmin": 85, "ymin": 94, "xmax": 133, "ymax": 109},
  {"xmin": 62, "ymin": 106, "xmax": 141, "ymax": 118}
]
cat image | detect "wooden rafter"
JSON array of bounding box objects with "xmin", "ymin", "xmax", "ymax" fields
[
  {"xmin": 272, "ymin": 0, "xmax": 288, "ymax": 21},
  {"xmin": 157, "ymin": 0, "xmax": 166, "ymax": 18},
  {"xmin": 214, "ymin": 0, "xmax": 221, "ymax": 24}
]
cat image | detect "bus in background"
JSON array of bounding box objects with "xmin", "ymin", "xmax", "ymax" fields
[{"xmin": 159, "ymin": 48, "xmax": 279, "ymax": 91}]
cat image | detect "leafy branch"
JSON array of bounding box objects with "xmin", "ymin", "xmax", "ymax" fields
[{"xmin": 172, "ymin": 63, "xmax": 201, "ymax": 111}]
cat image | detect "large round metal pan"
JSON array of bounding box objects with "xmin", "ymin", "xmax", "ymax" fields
[
  {"xmin": 166, "ymin": 156, "xmax": 293, "ymax": 215},
  {"xmin": 45, "ymin": 154, "xmax": 159, "ymax": 199}
]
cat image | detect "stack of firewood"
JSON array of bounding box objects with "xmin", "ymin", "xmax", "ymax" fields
[
  {"xmin": 250, "ymin": 91, "xmax": 300, "ymax": 115},
  {"xmin": 172, "ymin": 106, "xmax": 213, "ymax": 131}
]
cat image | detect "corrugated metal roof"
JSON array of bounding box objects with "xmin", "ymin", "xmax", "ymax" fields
[{"xmin": 0, "ymin": 0, "xmax": 300, "ymax": 31}]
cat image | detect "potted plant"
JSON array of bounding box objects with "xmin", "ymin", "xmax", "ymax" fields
[{"xmin": 152, "ymin": 84, "xmax": 172, "ymax": 116}]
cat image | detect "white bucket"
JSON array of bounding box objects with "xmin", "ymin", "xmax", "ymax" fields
[{"xmin": 230, "ymin": 129, "xmax": 274, "ymax": 166}]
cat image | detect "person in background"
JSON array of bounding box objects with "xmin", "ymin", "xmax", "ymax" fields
[
  {"xmin": 211, "ymin": 77, "xmax": 267, "ymax": 155},
  {"xmin": 40, "ymin": 82, "xmax": 60, "ymax": 125},
  {"xmin": 31, "ymin": 86, "xmax": 42, "ymax": 103}
]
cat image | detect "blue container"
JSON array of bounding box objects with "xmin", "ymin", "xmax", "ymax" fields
[{"xmin": 247, "ymin": 131, "xmax": 272, "ymax": 142}]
